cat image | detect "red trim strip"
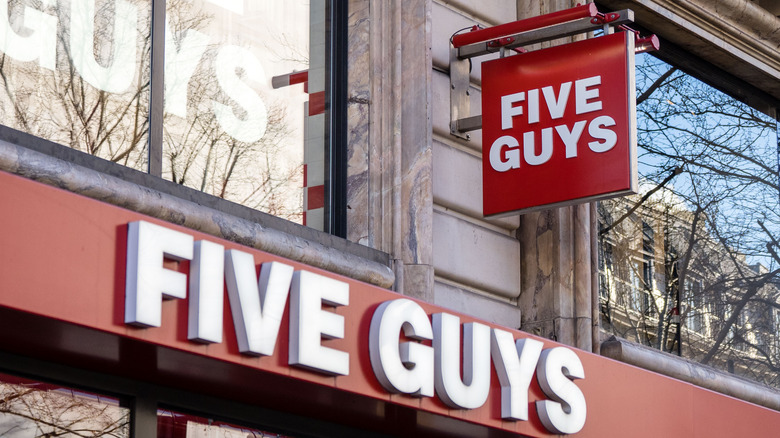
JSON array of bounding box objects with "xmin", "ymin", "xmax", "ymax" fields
[{"xmin": 289, "ymin": 71, "xmax": 308, "ymax": 85}]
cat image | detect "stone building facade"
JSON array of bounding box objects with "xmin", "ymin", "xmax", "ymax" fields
[
  {"xmin": 344, "ymin": 0, "xmax": 780, "ymax": 408},
  {"xmin": 0, "ymin": 0, "xmax": 777, "ymax": 436}
]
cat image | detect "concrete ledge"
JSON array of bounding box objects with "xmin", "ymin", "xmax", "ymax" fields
[
  {"xmin": 432, "ymin": 210, "xmax": 521, "ymax": 299},
  {"xmin": 0, "ymin": 140, "xmax": 395, "ymax": 289},
  {"xmin": 601, "ymin": 336, "xmax": 780, "ymax": 411}
]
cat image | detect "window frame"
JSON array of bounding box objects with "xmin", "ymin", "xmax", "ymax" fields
[
  {"xmin": 0, "ymin": 0, "xmax": 350, "ymax": 238},
  {"xmin": 0, "ymin": 349, "xmax": 389, "ymax": 438},
  {"xmin": 326, "ymin": 0, "xmax": 349, "ymax": 237}
]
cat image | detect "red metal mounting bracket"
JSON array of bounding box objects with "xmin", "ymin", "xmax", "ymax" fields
[{"xmin": 590, "ymin": 12, "xmax": 622, "ymax": 25}]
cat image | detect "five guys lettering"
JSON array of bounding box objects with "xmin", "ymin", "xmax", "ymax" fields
[{"xmin": 481, "ymin": 32, "xmax": 638, "ymax": 217}]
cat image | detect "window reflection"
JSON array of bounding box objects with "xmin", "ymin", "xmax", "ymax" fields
[
  {"xmin": 598, "ymin": 52, "xmax": 780, "ymax": 386},
  {"xmin": 0, "ymin": 0, "xmax": 332, "ymax": 230},
  {"xmin": 0, "ymin": 0, "xmax": 151, "ymax": 170},
  {"xmin": 163, "ymin": 0, "xmax": 328, "ymax": 227},
  {"xmin": 0, "ymin": 373, "xmax": 129, "ymax": 437}
]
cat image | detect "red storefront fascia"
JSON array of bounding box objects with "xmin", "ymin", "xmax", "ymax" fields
[{"xmin": 0, "ymin": 169, "xmax": 779, "ymax": 437}]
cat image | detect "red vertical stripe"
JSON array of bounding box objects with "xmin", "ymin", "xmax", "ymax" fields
[
  {"xmin": 307, "ymin": 185, "xmax": 325, "ymax": 210},
  {"xmin": 308, "ymin": 91, "xmax": 325, "ymax": 116}
]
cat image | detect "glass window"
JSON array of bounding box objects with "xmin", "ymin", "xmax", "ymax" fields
[
  {"xmin": 0, "ymin": 0, "xmax": 152, "ymax": 171},
  {"xmin": 158, "ymin": 408, "xmax": 296, "ymax": 438},
  {"xmin": 163, "ymin": 0, "xmax": 329, "ymax": 227},
  {"xmin": 598, "ymin": 239, "xmax": 614, "ymax": 300},
  {"xmin": 0, "ymin": 372, "xmax": 129, "ymax": 437},
  {"xmin": 684, "ymin": 278, "xmax": 704, "ymax": 334},
  {"xmin": 0, "ymin": 0, "xmax": 338, "ymax": 232}
]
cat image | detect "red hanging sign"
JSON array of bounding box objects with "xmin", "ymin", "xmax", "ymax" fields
[{"xmin": 481, "ymin": 32, "xmax": 637, "ymax": 217}]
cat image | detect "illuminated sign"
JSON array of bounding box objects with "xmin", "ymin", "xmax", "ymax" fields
[
  {"xmin": 481, "ymin": 32, "xmax": 638, "ymax": 217},
  {"xmin": 125, "ymin": 220, "xmax": 587, "ymax": 434}
]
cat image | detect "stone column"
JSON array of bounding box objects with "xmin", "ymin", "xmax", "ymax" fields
[{"xmin": 347, "ymin": 1, "xmax": 434, "ymax": 297}]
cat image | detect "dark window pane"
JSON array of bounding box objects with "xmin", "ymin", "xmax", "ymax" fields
[
  {"xmin": 0, "ymin": 372, "xmax": 129, "ymax": 437},
  {"xmin": 158, "ymin": 408, "xmax": 296, "ymax": 438}
]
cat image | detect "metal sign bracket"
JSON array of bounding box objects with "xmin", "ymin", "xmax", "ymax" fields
[{"xmin": 449, "ymin": 5, "xmax": 656, "ymax": 140}]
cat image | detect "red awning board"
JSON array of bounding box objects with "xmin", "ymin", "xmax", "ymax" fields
[{"xmin": 0, "ymin": 169, "xmax": 778, "ymax": 437}]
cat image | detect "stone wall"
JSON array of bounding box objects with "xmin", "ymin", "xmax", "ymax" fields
[{"xmin": 346, "ymin": 0, "xmax": 599, "ymax": 349}]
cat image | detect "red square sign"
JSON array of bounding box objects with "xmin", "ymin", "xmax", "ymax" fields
[{"xmin": 481, "ymin": 32, "xmax": 637, "ymax": 217}]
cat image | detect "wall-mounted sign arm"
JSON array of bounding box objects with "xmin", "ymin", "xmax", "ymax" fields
[
  {"xmin": 454, "ymin": 115, "xmax": 482, "ymax": 134},
  {"xmin": 450, "ymin": 3, "xmax": 598, "ymax": 48},
  {"xmin": 449, "ymin": 5, "xmax": 644, "ymax": 140},
  {"xmin": 455, "ymin": 10, "xmax": 634, "ymax": 60},
  {"xmin": 449, "ymin": 41, "xmax": 474, "ymax": 140}
]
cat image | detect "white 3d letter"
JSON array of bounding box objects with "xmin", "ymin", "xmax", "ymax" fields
[
  {"xmin": 490, "ymin": 330, "xmax": 544, "ymax": 420},
  {"xmin": 369, "ymin": 299, "xmax": 434, "ymax": 397},
  {"xmin": 125, "ymin": 221, "xmax": 194, "ymax": 327},
  {"xmin": 224, "ymin": 252, "xmax": 294, "ymax": 356},
  {"xmin": 433, "ymin": 313, "xmax": 491, "ymax": 409},
  {"xmin": 188, "ymin": 240, "xmax": 225, "ymax": 343},
  {"xmin": 289, "ymin": 270, "xmax": 350, "ymax": 376},
  {"xmin": 536, "ymin": 347, "xmax": 587, "ymax": 434}
]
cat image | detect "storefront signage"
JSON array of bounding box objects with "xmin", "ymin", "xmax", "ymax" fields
[
  {"xmin": 481, "ymin": 32, "xmax": 637, "ymax": 217},
  {"xmin": 126, "ymin": 220, "xmax": 351, "ymax": 377},
  {"xmin": 125, "ymin": 220, "xmax": 586, "ymax": 434},
  {"xmin": 4, "ymin": 171, "xmax": 780, "ymax": 437},
  {"xmin": 369, "ymin": 299, "xmax": 585, "ymax": 434}
]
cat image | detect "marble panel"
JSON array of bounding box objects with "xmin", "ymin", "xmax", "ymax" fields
[
  {"xmin": 432, "ymin": 2, "xmax": 504, "ymax": 84},
  {"xmin": 433, "ymin": 209, "xmax": 521, "ymax": 298},
  {"xmin": 432, "ymin": 140, "xmax": 520, "ymax": 230},
  {"xmin": 401, "ymin": 0, "xmax": 434, "ymax": 271},
  {"xmin": 437, "ymin": 0, "xmax": 517, "ymax": 25},
  {"xmin": 346, "ymin": 0, "xmax": 372, "ymax": 246},
  {"xmin": 433, "ymin": 280, "xmax": 522, "ymax": 329}
]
